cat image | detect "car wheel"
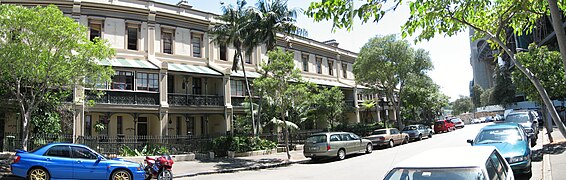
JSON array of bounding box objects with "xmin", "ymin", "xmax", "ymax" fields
[
  {"xmin": 111, "ymin": 169, "xmax": 132, "ymax": 180},
  {"xmin": 365, "ymin": 143, "xmax": 373, "ymax": 154},
  {"xmin": 28, "ymin": 167, "xmax": 49, "ymax": 180},
  {"xmin": 389, "ymin": 140, "xmax": 395, "ymax": 148},
  {"xmin": 403, "ymin": 137, "xmax": 409, "ymax": 144},
  {"xmin": 418, "ymin": 134, "xmax": 423, "ymax": 141},
  {"xmin": 157, "ymin": 169, "xmax": 173, "ymax": 180},
  {"xmin": 337, "ymin": 149, "xmax": 346, "ymax": 160},
  {"xmin": 428, "ymin": 133, "xmax": 433, "ymax": 138}
]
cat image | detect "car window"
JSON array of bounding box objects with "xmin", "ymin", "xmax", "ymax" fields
[
  {"xmin": 490, "ymin": 152, "xmax": 507, "ymax": 179},
  {"xmin": 403, "ymin": 126, "xmax": 417, "ymax": 131},
  {"xmin": 485, "ymin": 156, "xmax": 500, "ymax": 180},
  {"xmin": 350, "ymin": 133, "xmax": 360, "ymax": 140},
  {"xmin": 307, "ymin": 135, "xmax": 327, "ymax": 144},
  {"xmin": 330, "ymin": 135, "xmax": 341, "ymax": 142},
  {"xmin": 506, "ymin": 114, "xmax": 530, "ymax": 123},
  {"xmin": 340, "ymin": 134, "xmax": 352, "ymax": 141},
  {"xmin": 29, "ymin": 144, "xmax": 50, "ymax": 154},
  {"xmin": 435, "ymin": 121, "xmax": 445, "ymax": 125},
  {"xmin": 71, "ymin": 146, "xmax": 98, "ymax": 159},
  {"xmin": 384, "ymin": 168, "xmax": 485, "ymax": 180},
  {"xmin": 476, "ymin": 128, "xmax": 523, "ymax": 144},
  {"xmin": 45, "ymin": 145, "xmax": 71, "ymax": 158},
  {"xmin": 372, "ymin": 130, "xmax": 387, "ymax": 135},
  {"xmin": 391, "ymin": 129, "xmax": 399, "ymax": 134}
]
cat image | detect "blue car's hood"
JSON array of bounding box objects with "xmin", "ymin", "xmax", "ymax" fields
[{"xmin": 474, "ymin": 141, "xmax": 529, "ymax": 157}]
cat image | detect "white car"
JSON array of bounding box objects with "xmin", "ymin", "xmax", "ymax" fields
[
  {"xmin": 471, "ymin": 118, "xmax": 481, "ymax": 124},
  {"xmin": 384, "ymin": 146, "xmax": 514, "ymax": 180}
]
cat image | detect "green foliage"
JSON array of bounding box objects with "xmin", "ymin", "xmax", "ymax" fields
[
  {"xmin": 31, "ymin": 111, "xmax": 61, "ymax": 134},
  {"xmin": 480, "ymin": 88, "xmax": 495, "ymax": 107},
  {"xmin": 332, "ymin": 123, "xmax": 383, "ymax": 137},
  {"xmin": 211, "ymin": 136, "xmax": 277, "ymax": 156},
  {"xmin": 492, "ymin": 65, "xmax": 516, "ymax": 107},
  {"xmin": 401, "ymin": 75, "xmax": 448, "ymax": 122},
  {"xmin": 306, "ymin": 0, "xmax": 401, "ymax": 31},
  {"xmin": 94, "ymin": 122, "xmax": 105, "ymax": 133},
  {"xmin": 452, "ymin": 96, "xmax": 473, "ymax": 115},
  {"xmin": 310, "ymin": 87, "xmax": 345, "ymax": 129},
  {"xmin": 119, "ymin": 145, "xmax": 171, "ymax": 157},
  {"xmin": 513, "ymin": 44, "xmax": 566, "ymax": 103},
  {"xmin": 471, "ymin": 85, "xmax": 484, "ymax": 108}
]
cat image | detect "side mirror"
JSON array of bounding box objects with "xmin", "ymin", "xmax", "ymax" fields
[
  {"xmin": 527, "ymin": 133, "xmax": 534, "ymax": 138},
  {"xmin": 466, "ymin": 139, "xmax": 474, "ymax": 145},
  {"xmin": 97, "ymin": 155, "xmax": 103, "ymax": 161}
]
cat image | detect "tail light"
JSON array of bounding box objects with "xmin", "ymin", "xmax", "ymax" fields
[
  {"xmin": 326, "ymin": 145, "xmax": 331, "ymax": 151},
  {"xmin": 13, "ymin": 156, "xmax": 20, "ymax": 163}
]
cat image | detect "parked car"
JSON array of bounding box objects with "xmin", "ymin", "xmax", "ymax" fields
[
  {"xmin": 434, "ymin": 120, "xmax": 455, "ymax": 133},
  {"xmin": 363, "ymin": 128, "xmax": 409, "ymax": 148},
  {"xmin": 479, "ymin": 117, "xmax": 487, "ymax": 123},
  {"xmin": 505, "ymin": 111, "xmax": 539, "ymax": 143},
  {"xmin": 495, "ymin": 114, "xmax": 505, "ymax": 121},
  {"xmin": 303, "ymin": 132, "xmax": 373, "ymax": 161},
  {"xmin": 450, "ymin": 118, "xmax": 465, "ymax": 128},
  {"xmin": 11, "ymin": 143, "xmax": 146, "ymax": 180},
  {"xmin": 485, "ymin": 116, "xmax": 495, "ymax": 122},
  {"xmin": 401, "ymin": 124, "xmax": 433, "ymax": 141},
  {"xmin": 467, "ymin": 123, "xmax": 533, "ymax": 175},
  {"xmin": 471, "ymin": 118, "xmax": 481, "ymax": 124},
  {"xmin": 384, "ymin": 146, "xmax": 513, "ymax": 180}
]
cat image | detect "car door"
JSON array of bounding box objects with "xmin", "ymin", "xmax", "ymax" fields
[
  {"xmin": 43, "ymin": 145, "xmax": 74, "ymax": 179},
  {"xmin": 349, "ymin": 133, "xmax": 363, "ymax": 152},
  {"xmin": 71, "ymin": 146, "xmax": 107, "ymax": 179},
  {"xmin": 390, "ymin": 129, "xmax": 400, "ymax": 144},
  {"xmin": 340, "ymin": 134, "xmax": 354, "ymax": 154}
]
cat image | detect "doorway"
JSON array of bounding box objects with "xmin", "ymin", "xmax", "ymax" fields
[{"xmin": 137, "ymin": 117, "xmax": 148, "ymax": 142}]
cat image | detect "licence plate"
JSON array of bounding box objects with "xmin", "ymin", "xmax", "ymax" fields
[{"xmin": 310, "ymin": 147, "xmax": 318, "ymax": 150}]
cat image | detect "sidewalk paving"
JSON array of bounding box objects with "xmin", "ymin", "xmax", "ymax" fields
[
  {"xmin": 172, "ymin": 150, "xmax": 309, "ymax": 178},
  {"xmin": 542, "ymin": 127, "xmax": 566, "ymax": 180}
]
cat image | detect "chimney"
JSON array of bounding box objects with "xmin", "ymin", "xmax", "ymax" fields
[
  {"xmin": 177, "ymin": 0, "xmax": 192, "ymax": 9},
  {"xmin": 323, "ymin": 39, "xmax": 339, "ymax": 47}
]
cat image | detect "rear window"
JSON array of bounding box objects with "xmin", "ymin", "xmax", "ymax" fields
[
  {"xmin": 306, "ymin": 135, "xmax": 327, "ymax": 144},
  {"xmin": 372, "ymin": 130, "xmax": 387, "ymax": 135},
  {"xmin": 435, "ymin": 121, "xmax": 445, "ymax": 125},
  {"xmin": 384, "ymin": 168, "xmax": 484, "ymax": 180},
  {"xmin": 506, "ymin": 114, "xmax": 530, "ymax": 123},
  {"xmin": 29, "ymin": 144, "xmax": 50, "ymax": 153},
  {"xmin": 451, "ymin": 119, "xmax": 461, "ymax": 123}
]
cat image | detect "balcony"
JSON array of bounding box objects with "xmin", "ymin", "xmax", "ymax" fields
[
  {"xmin": 86, "ymin": 91, "xmax": 159, "ymax": 105},
  {"xmin": 168, "ymin": 93, "xmax": 223, "ymax": 106}
]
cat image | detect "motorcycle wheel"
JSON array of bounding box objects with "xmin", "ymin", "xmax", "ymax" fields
[
  {"xmin": 157, "ymin": 169, "xmax": 173, "ymax": 180},
  {"xmin": 144, "ymin": 166, "xmax": 152, "ymax": 180}
]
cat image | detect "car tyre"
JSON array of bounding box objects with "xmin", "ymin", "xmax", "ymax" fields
[
  {"xmin": 418, "ymin": 134, "xmax": 423, "ymax": 141},
  {"xmin": 428, "ymin": 133, "xmax": 433, "ymax": 138},
  {"xmin": 365, "ymin": 143, "xmax": 373, "ymax": 154},
  {"xmin": 111, "ymin": 169, "xmax": 132, "ymax": 180},
  {"xmin": 403, "ymin": 137, "xmax": 409, "ymax": 144},
  {"xmin": 337, "ymin": 149, "xmax": 346, "ymax": 160},
  {"xmin": 28, "ymin": 167, "xmax": 50, "ymax": 180},
  {"xmin": 389, "ymin": 140, "xmax": 395, "ymax": 148}
]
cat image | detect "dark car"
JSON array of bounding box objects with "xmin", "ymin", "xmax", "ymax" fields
[
  {"xmin": 505, "ymin": 111, "xmax": 539, "ymax": 144},
  {"xmin": 402, "ymin": 124, "xmax": 433, "ymax": 141},
  {"xmin": 11, "ymin": 143, "xmax": 146, "ymax": 180}
]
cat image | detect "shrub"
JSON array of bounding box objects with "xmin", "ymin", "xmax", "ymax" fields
[
  {"xmin": 332, "ymin": 123, "xmax": 382, "ymax": 137},
  {"xmin": 211, "ymin": 136, "xmax": 277, "ymax": 156}
]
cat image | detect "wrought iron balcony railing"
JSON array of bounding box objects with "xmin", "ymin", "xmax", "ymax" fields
[
  {"xmin": 168, "ymin": 93, "xmax": 223, "ymax": 106},
  {"xmin": 86, "ymin": 90, "xmax": 159, "ymax": 105}
]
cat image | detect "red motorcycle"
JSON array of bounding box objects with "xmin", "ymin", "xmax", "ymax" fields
[{"xmin": 143, "ymin": 154, "xmax": 174, "ymax": 180}]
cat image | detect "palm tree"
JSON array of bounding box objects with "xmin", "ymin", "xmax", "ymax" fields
[{"xmin": 209, "ymin": 0, "xmax": 258, "ymax": 136}]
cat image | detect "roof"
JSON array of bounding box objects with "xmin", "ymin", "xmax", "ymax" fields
[
  {"xmin": 231, "ymin": 70, "xmax": 262, "ymax": 78},
  {"xmin": 393, "ymin": 146, "xmax": 496, "ymax": 168},
  {"xmin": 310, "ymin": 132, "xmax": 350, "ymax": 136}
]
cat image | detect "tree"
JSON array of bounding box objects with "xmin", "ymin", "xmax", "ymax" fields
[
  {"xmin": 452, "ymin": 96, "xmax": 473, "ymax": 115},
  {"xmin": 360, "ymin": 99, "xmax": 376, "ymax": 123},
  {"xmin": 480, "ymin": 88, "xmax": 495, "ymax": 107},
  {"xmin": 492, "ymin": 65, "xmax": 516, "ymax": 107},
  {"xmin": 311, "ymin": 87, "xmax": 346, "ymax": 130},
  {"xmin": 547, "ymin": 0, "xmax": 566, "ymax": 79},
  {"xmin": 471, "ymin": 85, "xmax": 483, "ymax": 108},
  {"xmin": 401, "ymin": 74, "xmax": 447, "ymax": 123},
  {"xmin": 209, "ymin": 0, "xmax": 258, "ymax": 136},
  {"xmin": 353, "ymin": 35, "xmax": 432, "ymax": 128},
  {"xmin": 0, "ymin": 5, "xmax": 114, "ymax": 150},
  {"xmin": 307, "ymin": 0, "xmax": 566, "ymax": 139},
  {"xmin": 253, "ymin": 48, "xmax": 303, "ymax": 159}
]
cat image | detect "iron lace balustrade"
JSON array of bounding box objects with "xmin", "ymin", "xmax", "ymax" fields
[
  {"xmin": 86, "ymin": 90, "xmax": 159, "ymax": 105},
  {"xmin": 168, "ymin": 93, "xmax": 223, "ymax": 106}
]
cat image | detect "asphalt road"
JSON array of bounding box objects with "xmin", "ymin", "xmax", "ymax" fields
[{"xmin": 186, "ymin": 123, "xmax": 543, "ymax": 180}]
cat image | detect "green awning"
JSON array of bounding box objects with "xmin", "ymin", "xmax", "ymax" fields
[
  {"xmin": 168, "ymin": 62, "xmax": 222, "ymax": 76},
  {"xmin": 99, "ymin": 58, "xmax": 158, "ymax": 69},
  {"xmin": 230, "ymin": 70, "xmax": 262, "ymax": 78}
]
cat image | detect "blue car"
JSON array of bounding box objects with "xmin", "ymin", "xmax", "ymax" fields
[
  {"xmin": 467, "ymin": 123, "xmax": 532, "ymax": 175},
  {"xmin": 11, "ymin": 143, "xmax": 146, "ymax": 180}
]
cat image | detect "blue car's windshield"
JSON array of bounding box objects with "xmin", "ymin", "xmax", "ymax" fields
[
  {"xmin": 506, "ymin": 114, "xmax": 530, "ymax": 123},
  {"xmin": 476, "ymin": 128, "xmax": 523, "ymax": 144},
  {"xmin": 384, "ymin": 167, "xmax": 484, "ymax": 180}
]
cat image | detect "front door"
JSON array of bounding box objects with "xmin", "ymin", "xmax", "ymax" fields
[{"xmin": 137, "ymin": 117, "xmax": 148, "ymax": 141}]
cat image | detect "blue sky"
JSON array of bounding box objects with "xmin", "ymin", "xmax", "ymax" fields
[{"xmin": 159, "ymin": 0, "xmax": 473, "ymax": 102}]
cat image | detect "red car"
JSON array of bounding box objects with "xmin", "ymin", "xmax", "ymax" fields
[{"xmin": 434, "ymin": 120, "xmax": 456, "ymax": 133}]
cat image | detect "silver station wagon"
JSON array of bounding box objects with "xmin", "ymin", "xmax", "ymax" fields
[{"xmin": 303, "ymin": 132, "xmax": 373, "ymax": 161}]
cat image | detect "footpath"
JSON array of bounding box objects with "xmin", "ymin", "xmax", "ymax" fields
[{"xmin": 542, "ymin": 127, "xmax": 566, "ymax": 180}]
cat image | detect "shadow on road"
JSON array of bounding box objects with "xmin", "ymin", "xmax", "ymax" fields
[
  {"xmin": 195, "ymin": 157, "xmax": 285, "ymax": 170},
  {"xmin": 301, "ymin": 153, "xmax": 366, "ymax": 165},
  {"xmin": 531, "ymin": 141, "xmax": 566, "ymax": 162}
]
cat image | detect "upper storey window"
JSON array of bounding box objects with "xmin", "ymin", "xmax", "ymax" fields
[
  {"xmin": 162, "ymin": 29, "xmax": 174, "ymax": 54},
  {"xmin": 126, "ymin": 24, "xmax": 139, "ymax": 51},
  {"xmin": 89, "ymin": 20, "xmax": 102, "ymax": 42},
  {"xmin": 245, "ymin": 52, "xmax": 252, "ymax": 64},
  {"xmin": 220, "ymin": 44, "xmax": 227, "ymax": 61},
  {"xmin": 342, "ymin": 63, "xmax": 348, "ymax": 78},
  {"xmin": 328, "ymin": 60, "xmax": 334, "ymax": 76},
  {"xmin": 316, "ymin": 57, "xmax": 322, "ymax": 74},
  {"xmin": 301, "ymin": 54, "xmax": 309, "ymax": 72},
  {"xmin": 192, "ymin": 33, "xmax": 202, "ymax": 58}
]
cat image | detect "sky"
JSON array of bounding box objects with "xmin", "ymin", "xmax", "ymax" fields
[{"xmin": 160, "ymin": 0, "xmax": 473, "ymax": 102}]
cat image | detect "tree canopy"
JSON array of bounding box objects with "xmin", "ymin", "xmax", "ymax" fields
[
  {"xmin": 0, "ymin": 5, "xmax": 114, "ymax": 150},
  {"xmin": 452, "ymin": 96, "xmax": 473, "ymax": 116}
]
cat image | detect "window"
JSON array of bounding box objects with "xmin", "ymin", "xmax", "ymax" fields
[
  {"xmin": 340, "ymin": 134, "xmax": 351, "ymax": 141},
  {"xmin": 186, "ymin": 116, "xmax": 195, "ymax": 136},
  {"xmin": 177, "ymin": 116, "xmax": 182, "ymax": 135},
  {"xmin": 89, "ymin": 21, "xmax": 102, "ymax": 42},
  {"xmin": 220, "ymin": 44, "xmax": 227, "ymax": 61},
  {"xmin": 302, "ymin": 54, "xmax": 309, "ymax": 72},
  {"xmin": 192, "ymin": 33, "xmax": 202, "ymax": 57},
  {"xmin": 167, "ymin": 75, "xmax": 174, "ymax": 93},
  {"xmin": 330, "ymin": 135, "xmax": 341, "ymax": 142},
  {"xmin": 328, "ymin": 60, "xmax": 334, "ymax": 76},
  {"xmin": 162, "ymin": 30, "xmax": 173, "ymax": 54},
  {"xmin": 136, "ymin": 72, "xmax": 159, "ymax": 91},
  {"xmin": 193, "ymin": 78, "xmax": 202, "ymax": 95},
  {"xmin": 85, "ymin": 115, "xmax": 92, "ymax": 136},
  {"xmin": 342, "ymin": 63, "xmax": 348, "ymax": 78},
  {"xmin": 71, "ymin": 146, "xmax": 98, "ymax": 159},
  {"xmin": 231, "ymin": 80, "xmax": 245, "ymax": 96},
  {"xmin": 45, "ymin": 146, "xmax": 71, "ymax": 158},
  {"xmin": 245, "ymin": 54, "xmax": 252, "ymax": 64},
  {"xmin": 112, "ymin": 71, "xmax": 134, "ymax": 90},
  {"xmin": 485, "ymin": 157, "xmax": 499, "ymax": 180},
  {"xmin": 126, "ymin": 25, "xmax": 139, "ymax": 50},
  {"xmin": 316, "ymin": 57, "xmax": 322, "ymax": 74},
  {"xmin": 117, "ymin": 116, "xmax": 123, "ymax": 135},
  {"xmin": 490, "ymin": 152, "xmax": 508, "ymax": 179}
]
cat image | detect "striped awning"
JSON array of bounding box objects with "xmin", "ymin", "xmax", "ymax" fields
[
  {"xmin": 168, "ymin": 62, "xmax": 222, "ymax": 76},
  {"xmin": 231, "ymin": 70, "xmax": 262, "ymax": 78},
  {"xmin": 305, "ymin": 78, "xmax": 352, "ymax": 88},
  {"xmin": 99, "ymin": 58, "xmax": 158, "ymax": 69}
]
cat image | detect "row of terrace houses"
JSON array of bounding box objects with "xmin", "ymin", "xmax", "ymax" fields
[{"xmin": 0, "ymin": 0, "xmax": 397, "ymax": 144}]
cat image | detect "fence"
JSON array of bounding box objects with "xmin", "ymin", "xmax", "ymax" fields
[{"xmin": 2, "ymin": 130, "xmax": 324, "ymax": 155}]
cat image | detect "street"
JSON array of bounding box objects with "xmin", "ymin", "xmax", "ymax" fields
[{"xmin": 185, "ymin": 123, "xmax": 543, "ymax": 180}]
